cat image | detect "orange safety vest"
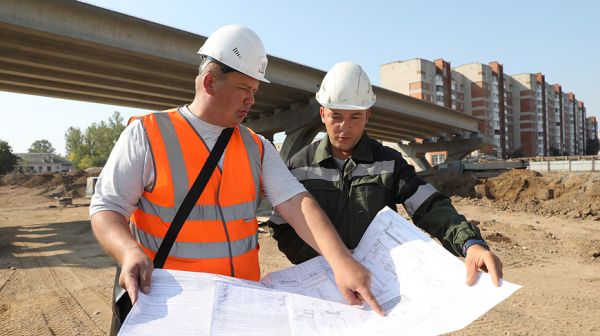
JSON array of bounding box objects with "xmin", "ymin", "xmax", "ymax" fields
[{"xmin": 129, "ymin": 108, "xmax": 263, "ymax": 280}]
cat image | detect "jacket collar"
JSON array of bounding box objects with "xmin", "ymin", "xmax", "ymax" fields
[{"xmin": 313, "ymin": 132, "xmax": 373, "ymax": 164}]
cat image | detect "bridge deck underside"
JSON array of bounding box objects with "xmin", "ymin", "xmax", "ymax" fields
[{"xmin": 0, "ymin": 7, "xmax": 477, "ymax": 143}]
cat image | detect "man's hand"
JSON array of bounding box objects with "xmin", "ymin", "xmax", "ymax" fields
[
  {"xmin": 91, "ymin": 210, "xmax": 154, "ymax": 304},
  {"xmin": 465, "ymin": 244, "xmax": 503, "ymax": 286},
  {"xmin": 332, "ymin": 256, "xmax": 384, "ymax": 316},
  {"xmin": 275, "ymin": 193, "xmax": 384, "ymax": 315},
  {"xmin": 118, "ymin": 246, "xmax": 153, "ymax": 304}
]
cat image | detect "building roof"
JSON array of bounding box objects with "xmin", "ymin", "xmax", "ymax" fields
[{"xmin": 16, "ymin": 153, "xmax": 73, "ymax": 165}]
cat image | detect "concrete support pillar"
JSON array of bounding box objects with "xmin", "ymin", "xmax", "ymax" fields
[
  {"xmin": 396, "ymin": 143, "xmax": 431, "ymax": 171},
  {"xmin": 444, "ymin": 135, "xmax": 484, "ymax": 161},
  {"xmin": 245, "ymin": 98, "xmax": 323, "ymax": 162},
  {"xmin": 247, "ymin": 100, "xmax": 321, "ymax": 217},
  {"xmin": 398, "ymin": 134, "xmax": 483, "ymax": 170},
  {"xmin": 279, "ymin": 123, "xmax": 321, "ymax": 162}
]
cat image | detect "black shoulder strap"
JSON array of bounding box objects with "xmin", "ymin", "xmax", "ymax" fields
[{"xmin": 153, "ymin": 127, "xmax": 234, "ymax": 269}]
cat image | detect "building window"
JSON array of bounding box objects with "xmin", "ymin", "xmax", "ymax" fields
[
  {"xmin": 431, "ymin": 154, "xmax": 446, "ymax": 166},
  {"xmin": 435, "ymin": 74, "xmax": 443, "ymax": 85},
  {"xmin": 47, "ymin": 166, "xmax": 52, "ymax": 172}
]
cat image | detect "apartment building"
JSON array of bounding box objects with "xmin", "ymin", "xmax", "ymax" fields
[
  {"xmin": 380, "ymin": 58, "xmax": 467, "ymax": 114},
  {"xmin": 380, "ymin": 58, "xmax": 436, "ymax": 104},
  {"xmin": 563, "ymin": 92, "xmax": 576, "ymax": 154},
  {"xmin": 451, "ymin": 70, "xmax": 470, "ymax": 113},
  {"xmin": 380, "ymin": 58, "xmax": 594, "ymax": 159},
  {"xmin": 433, "ymin": 59, "xmax": 452, "ymax": 108},
  {"xmin": 552, "ymin": 84, "xmax": 564, "ymax": 153},
  {"xmin": 491, "ymin": 62, "xmax": 514, "ymax": 156},
  {"xmin": 544, "ymin": 82, "xmax": 559, "ymax": 155},
  {"xmin": 586, "ymin": 116, "xmax": 598, "ymax": 141},
  {"xmin": 453, "ymin": 62, "xmax": 511, "ymax": 157},
  {"xmin": 576, "ymin": 101, "xmax": 587, "ymax": 154},
  {"xmin": 511, "ymin": 73, "xmax": 548, "ymax": 156}
]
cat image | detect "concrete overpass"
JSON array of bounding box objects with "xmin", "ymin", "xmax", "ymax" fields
[{"xmin": 0, "ymin": 0, "xmax": 481, "ymax": 162}]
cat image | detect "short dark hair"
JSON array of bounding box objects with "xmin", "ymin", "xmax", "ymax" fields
[{"xmin": 198, "ymin": 55, "xmax": 236, "ymax": 75}]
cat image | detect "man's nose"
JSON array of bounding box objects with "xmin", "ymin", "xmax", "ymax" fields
[
  {"xmin": 245, "ymin": 91, "xmax": 255, "ymax": 105},
  {"xmin": 339, "ymin": 118, "xmax": 350, "ymax": 130}
]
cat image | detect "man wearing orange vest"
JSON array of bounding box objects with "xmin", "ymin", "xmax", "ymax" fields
[{"xmin": 90, "ymin": 25, "xmax": 383, "ymax": 331}]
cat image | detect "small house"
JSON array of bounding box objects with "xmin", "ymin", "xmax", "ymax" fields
[{"xmin": 15, "ymin": 153, "xmax": 74, "ymax": 173}]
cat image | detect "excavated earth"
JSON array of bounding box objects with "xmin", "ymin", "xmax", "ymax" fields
[{"xmin": 0, "ymin": 169, "xmax": 598, "ymax": 335}]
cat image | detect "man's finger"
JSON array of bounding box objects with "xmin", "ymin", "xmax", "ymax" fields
[
  {"xmin": 497, "ymin": 259, "xmax": 504, "ymax": 279},
  {"xmin": 465, "ymin": 263, "xmax": 479, "ymax": 286},
  {"xmin": 125, "ymin": 273, "xmax": 139, "ymax": 304},
  {"xmin": 355, "ymin": 287, "xmax": 384, "ymax": 316},
  {"xmin": 341, "ymin": 288, "xmax": 362, "ymax": 307},
  {"xmin": 485, "ymin": 256, "xmax": 501, "ymax": 287},
  {"xmin": 140, "ymin": 263, "xmax": 153, "ymax": 294}
]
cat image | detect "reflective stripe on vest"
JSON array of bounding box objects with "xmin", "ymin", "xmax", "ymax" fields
[
  {"xmin": 130, "ymin": 109, "xmax": 263, "ymax": 280},
  {"xmin": 131, "ymin": 224, "xmax": 258, "ymax": 259},
  {"xmin": 137, "ymin": 198, "xmax": 257, "ymax": 223}
]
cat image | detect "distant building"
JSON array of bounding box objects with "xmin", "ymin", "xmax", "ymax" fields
[
  {"xmin": 510, "ymin": 73, "xmax": 549, "ymax": 157},
  {"xmin": 381, "ymin": 59, "xmax": 514, "ymax": 158},
  {"xmin": 380, "ymin": 58, "xmax": 437, "ymax": 104},
  {"xmin": 381, "ymin": 57, "xmax": 594, "ymax": 159},
  {"xmin": 576, "ymin": 101, "xmax": 586, "ymax": 154},
  {"xmin": 544, "ymin": 80, "xmax": 559, "ymax": 155},
  {"xmin": 563, "ymin": 92, "xmax": 577, "ymax": 154},
  {"xmin": 453, "ymin": 62, "xmax": 512, "ymax": 157},
  {"xmin": 15, "ymin": 153, "xmax": 73, "ymax": 173},
  {"xmin": 552, "ymin": 84, "xmax": 564, "ymax": 154},
  {"xmin": 586, "ymin": 116, "xmax": 598, "ymax": 141}
]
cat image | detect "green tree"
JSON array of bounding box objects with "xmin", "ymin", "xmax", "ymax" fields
[
  {"xmin": 65, "ymin": 111, "xmax": 126, "ymax": 169},
  {"xmin": 0, "ymin": 140, "xmax": 19, "ymax": 175},
  {"xmin": 28, "ymin": 139, "xmax": 56, "ymax": 153},
  {"xmin": 65, "ymin": 126, "xmax": 88, "ymax": 167}
]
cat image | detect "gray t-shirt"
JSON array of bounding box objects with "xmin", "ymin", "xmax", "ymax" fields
[{"xmin": 89, "ymin": 106, "xmax": 305, "ymax": 218}]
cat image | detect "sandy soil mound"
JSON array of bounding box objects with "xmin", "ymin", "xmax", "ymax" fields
[
  {"xmin": 429, "ymin": 169, "xmax": 600, "ymax": 221},
  {"xmin": 0, "ymin": 172, "xmax": 30, "ymax": 186},
  {"xmin": 1, "ymin": 170, "xmax": 90, "ymax": 198},
  {"xmin": 424, "ymin": 171, "xmax": 479, "ymax": 197}
]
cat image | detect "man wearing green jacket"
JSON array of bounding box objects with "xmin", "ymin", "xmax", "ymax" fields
[{"xmin": 268, "ymin": 61, "xmax": 503, "ymax": 286}]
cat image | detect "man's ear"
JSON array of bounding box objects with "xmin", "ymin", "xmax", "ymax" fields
[
  {"xmin": 203, "ymin": 73, "xmax": 215, "ymax": 95},
  {"xmin": 365, "ymin": 108, "xmax": 371, "ymax": 122},
  {"xmin": 319, "ymin": 107, "xmax": 326, "ymax": 123}
]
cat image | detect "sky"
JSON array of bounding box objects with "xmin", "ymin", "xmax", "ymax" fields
[{"xmin": 2, "ymin": 0, "xmax": 599, "ymax": 155}]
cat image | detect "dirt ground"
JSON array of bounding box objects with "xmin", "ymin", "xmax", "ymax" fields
[{"xmin": 0, "ymin": 169, "xmax": 599, "ymax": 335}]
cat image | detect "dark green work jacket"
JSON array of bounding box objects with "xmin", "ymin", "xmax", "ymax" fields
[{"xmin": 269, "ymin": 133, "xmax": 485, "ymax": 264}]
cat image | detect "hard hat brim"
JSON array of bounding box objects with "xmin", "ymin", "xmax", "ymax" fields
[{"xmin": 316, "ymin": 97, "xmax": 375, "ymax": 110}]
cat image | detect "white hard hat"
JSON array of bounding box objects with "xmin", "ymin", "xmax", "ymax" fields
[
  {"xmin": 198, "ymin": 25, "xmax": 269, "ymax": 83},
  {"xmin": 316, "ymin": 61, "xmax": 376, "ymax": 110}
]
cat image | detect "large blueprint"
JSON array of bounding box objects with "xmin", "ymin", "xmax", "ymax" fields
[{"xmin": 119, "ymin": 207, "xmax": 520, "ymax": 335}]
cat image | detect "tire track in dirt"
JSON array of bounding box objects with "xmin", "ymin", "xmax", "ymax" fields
[
  {"xmin": 1, "ymin": 249, "xmax": 108, "ymax": 335},
  {"xmin": 0, "ymin": 199, "xmax": 113, "ymax": 336}
]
